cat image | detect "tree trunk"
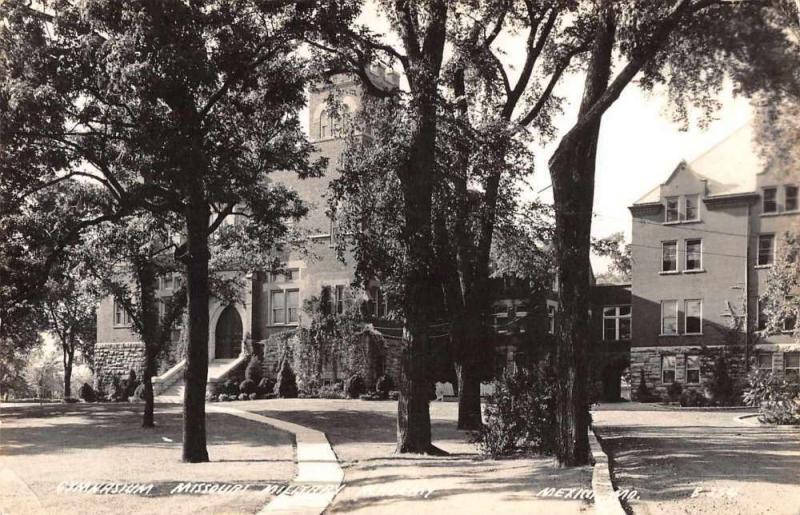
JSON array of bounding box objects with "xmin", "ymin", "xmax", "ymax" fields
[
  {"xmin": 455, "ymin": 360, "xmax": 482, "ymax": 429},
  {"xmin": 136, "ymin": 260, "xmax": 159, "ymax": 428},
  {"xmin": 63, "ymin": 345, "xmax": 73, "ymax": 399},
  {"xmin": 181, "ymin": 203, "xmax": 211, "ymax": 463},
  {"xmin": 548, "ymin": 0, "xmax": 615, "ymax": 467}
]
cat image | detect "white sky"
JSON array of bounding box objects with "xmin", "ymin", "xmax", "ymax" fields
[{"xmin": 301, "ymin": 3, "xmax": 755, "ymax": 273}]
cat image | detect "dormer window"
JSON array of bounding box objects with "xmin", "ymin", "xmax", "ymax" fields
[
  {"xmin": 763, "ymin": 187, "xmax": 777, "ymax": 214},
  {"xmin": 665, "ymin": 197, "xmax": 679, "ymax": 222},
  {"xmin": 685, "ymin": 195, "xmax": 699, "ymax": 221}
]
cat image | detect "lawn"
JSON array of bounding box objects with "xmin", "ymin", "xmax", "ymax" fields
[
  {"xmin": 233, "ymin": 398, "xmax": 593, "ymax": 514},
  {"xmin": 0, "ymin": 402, "xmax": 295, "ymax": 515}
]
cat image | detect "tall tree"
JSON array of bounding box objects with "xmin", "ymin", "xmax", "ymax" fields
[{"xmin": 0, "ymin": 0, "xmax": 321, "ymax": 461}]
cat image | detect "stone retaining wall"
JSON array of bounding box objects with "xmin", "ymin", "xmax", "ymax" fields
[{"xmin": 94, "ymin": 342, "xmax": 146, "ymax": 389}]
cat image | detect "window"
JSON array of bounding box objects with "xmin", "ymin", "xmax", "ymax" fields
[
  {"xmin": 758, "ymin": 234, "xmax": 775, "ymax": 266},
  {"xmin": 160, "ymin": 274, "xmax": 178, "ymax": 291},
  {"xmin": 319, "ymin": 109, "xmax": 331, "ymax": 139},
  {"xmin": 685, "ymin": 195, "xmax": 699, "ymax": 221},
  {"xmin": 113, "ymin": 299, "xmax": 132, "ymax": 326},
  {"xmin": 665, "ymin": 197, "xmax": 679, "ymax": 222},
  {"xmin": 603, "ymin": 305, "xmax": 631, "ymax": 341},
  {"xmin": 271, "ymin": 268, "xmax": 299, "ymax": 283},
  {"xmin": 662, "ymin": 241, "xmax": 678, "ymax": 272},
  {"xmin": 685, "ymin": 239, "xmax": 702, "ymax": 271},
  {"xmin": 786, "ymin": 185, "xmax": 799, "ymax": 212},
  {"xmin": 158, "ymin": 299, "xmax": 166, "ymax": 321},
  {"xmin": 547, "ymin": 304, "xmax": 556, "ymax": 335},
  {"xmin": 684, "ymin": 299, "xmax": 702, "ymax": 334},
  {"xmin": 686, "ymin": 355, "xmax": 700, "ymax": 384},
  {"xmin": 335, "ymin": 285, "xmax": 345, "ymax": 315},
  {"xmin": 662, "ymin": 355, "xmax": 676, "ymax": 383},
  {"xmin": 271, "ymin": 290, "xmax": 285, "ymax": 324},
  {"xmin": 763, "ymin": 187, "xmax": 777, "ymax": 213},
  {"xmin": 286, "ymin": 289, "xmax": 299, "ymax": 323},
  {"xmin": 757, "ymin": 353, "xmax": 773, "ymax": 372},
  {"xmin": 785, "ymin": 353, "xmax": 800, "ymax": 382},
  {"xmin": 783, "ymin": 296, "xmax": 797, "ymax": 333},
  {"xmin": 661, "ymin": 300, "xmax": 678, "ymax": 335}
]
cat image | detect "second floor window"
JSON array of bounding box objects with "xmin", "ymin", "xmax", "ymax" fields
[
  {"xmin": 685, "ymin": 299, "xmax": 702, "ymax": 334},
  {"xmin": 786, "ymin": 185, "xmax": 798, "ymax": 212},
  {"xmin": 662, "ymin": 241, "xmax": 678, "ymax": 272},
  {"xmin": 763, "ymin": 187, "xmax": 777, "ymax": 214},
  {"xmin": 685, "ymin": 239, "xmax": 702, "ymax": 270},
  {"xmin": 603, "ymin": 305, "xmax": 631, "ymax": 341},
  {"xmin": 113, "ymin": 299, "xmax": 132, "ymax": 327},
  {"xmin": 783, "ymin": 296, "xmax": 797, "ymax": 333},
  {"xmin": 758, "ymin": 234, "xmax": 775, "ymax": 266},
  {"xmin": 685, "ymin": 195, "xmax": 699, "ymax": 221},
  {"xmin": 271, "ymin": 289, "xmax": 299, "ymax": 325},
  {"xmin": 661, "ymin": 300, "xmax": 678, "ymax": 335},
  {"xmin": 665, "ymin": 197, "xmax": 679, "ymax": 222}
]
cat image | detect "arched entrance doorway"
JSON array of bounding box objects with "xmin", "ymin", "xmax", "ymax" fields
[{"xmin": 215, "ymin": 305, "xmax": 243, "ymax": 359}]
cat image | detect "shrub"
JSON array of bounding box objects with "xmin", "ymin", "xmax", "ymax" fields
[
  {"xmin": 475, "ymin": 365, "xmax": 558, "ymax": 458},
  {"xmin": 110, "ymin": 375, "xmax": 127, "ymax": 402},
  {"xmin": 238, "ymin": 393, "xmax": 248, "ymax": 401},
  {"xmin": 218, "ymin": 393, "xmax": 229, "ymax": 402},
  {"xmin": 63, "ymin": 397, "xmax": 79, "ymax": 403},
  {"xmin": 223, "ymin": 379, "xmax": 240, "ymax": 397},
  {"xmin": 124, "ymin": 369, "xmax": 139, "ymax": 398},
  {"xmin": 245, "ymin": 355, "xmax": 263, "ymax": 384},
  {"xmin": 206, "ymin": 392, "xmax": 217, "ymax": 402},
  {"xmin": 680, "ymin": 389, "xmax": 708, "ymax": 407},
  {"xmin": 275, "ymin": 360, "xmax": 298, "ymax": 398},
  {"xmin": 375, "ymin": 375, "xmax": 393, "ymax": 396},
  {"xmin": 388, "ymin": 390, "xmax": 400, "ymax": 401},
  {"xmin": 636, "ymin": 369, "xmax": 657, "ymax": 402},
  {"xmin": 78, "ymin": 383, "xmax": 96, "ymax": 403},
  {"xmin": 239, "ymin": 379, "xmax": 257, "ymax": 395},
  {"xmin": 318, "ymin": 383, "xmax": 344, "ymax": 399},
  {"xmin": 744, "ymin": 370, "xmax": 800, "ymax": 425},
  {"xmin": 345, "ymin": 374, "xmax": 365, "ymax": 399},
  {"xmin": 666, "ymin": 381, "xmax": 683, "ymax": 402},
  {"xmin": 133, "ymin": 383, "xmax": 146, "ymax": 400},
  {"xmin": 258, "ymin": 377, "xmax": 276, "ymax": 396},
  {"xmin": 708, "ymin": 354, "xmax": 742, "ymax": 406},
  {"xmin": 248, "ymin": 392, "xmax": 258, "ymax": 400},
  {"xmin": 359, "ymin": 392, "xmax": 383, "ymax": 401}
]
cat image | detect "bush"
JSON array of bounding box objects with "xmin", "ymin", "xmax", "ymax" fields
[
  {"xmin": 133, "ymin": 383, "xmax": 146, "ymax": 400},
  {"xmin": 239, "ymin": 379, "xmax": 257, "ymax": 395},
  {"xmin": 248, "ymin": 392, "xmax": 258, "ymax": 400},
  {"xmin": 375, "ymin": 375, "xmax": 393, "ymax": 396},
  {"xmin": 345, "ymin": 374, "xmax": 365, "ymax": 399},
  {"xmin": 318, "ymin": 383, "xmax": 344, "ymax": 399},
  {"xmin": 388, "ymin": 390, "xmax": 400, "ymax": 401},
  {"xmin": 275, "ymin": 360, "xmax": 298, "ymax": 399},
  {"xmin": 110, "ymin": 375, "xmax": 127, "ymax": 402},
  {"xmin": 238, "ymin": 393, "xmax": 248, "ymax": 401},
  {"xmin": 123, "ymin": 369, "xmax": 139, "ymax": 398},
  {"xmin": 708, "ymin": 354, "xmax": 742, "ymax": 406},
  {"xmin": 359, "ymin": 392, "xmax": 383, "ymax": 401},
  {"xmin": 744, "ymin": 370, "xmax": 800, "ymax": 425},
  {"xmin": 63, "ymin": 397, "xmax": 79, "ymax": 403},
  {"xmin": 79, "ymin": 383, "xmax": 96, "ymax": 403},
  {"xmin": 245, "ymin": 355, "xmax": 263, "ymax": 384},
  {"xmin": 666, "ymin": 381, "xmax": 683, "ymax": 402},
  {"xmin": 636, "ymin": 369, "xmax": 657, "ymax": 402},
  {"xmin": 258, "ymin": 377, "xmax": 276, "ymax": 396},
  {"xmin": 218, "ymin": 393, "xmax": 230, "ymax": 402},
  {"xmin": 206, "ymin": 392, "xmax": 217, "ymax": 402},
  {"xmin": 680, "ymin": 389, "xmax": 708, "ymax": 407},
  {"xmin": 223, "ymin": 379, "xmax": 240, "ymax": 397},
  {"xmin": 475, "ymin": 365, "xmax": 557, "ymax": 458}
]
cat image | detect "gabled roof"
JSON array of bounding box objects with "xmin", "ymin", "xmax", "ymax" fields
[{"xmin": 633, "ymin": 124, "xmax": 762, "ymax": 205}]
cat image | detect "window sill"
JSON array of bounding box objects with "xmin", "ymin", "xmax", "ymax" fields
[
  {"xmin": 760, "ymin": 211, "xmax": 799, "ymax": 218},
  {"xmin": 659, "ymin": 333, "xmax": 680, "ymax": 337},
  {"xmin": 662, "ymin": 219, "xmax": 702, "ymax": 225},
  {"xmin": 659, "ymin": 270, "xmax": 680, "ymax": 275},
  {"xmin": 683, "ymin": 269, "xmax": 705, "ymax": 274},
  {"xmin": 684, "ymin": 332, "xmax": 703, "ymax": 336},
  {"xmin": 268, "ymin": 323, "xmax": 299, "ymax": 328},
  {"xmin": 755, "ymin": 264, "xmax": 773, "ymax": 269},
  {"xmin": 112, "ymin": 325, "xmax": 133, "ymax": 329}
]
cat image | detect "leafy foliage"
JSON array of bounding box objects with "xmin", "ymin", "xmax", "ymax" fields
[
  {"xmin": 744, "ymin": 369, "xmax": 800, "ymax": 425},
  {"xmin": 275, "ymin": 359, "xmax": 298, "ymax": 399},
  {"xmin": 759, "ymin": 232, "xmax": 800, "ymax": 340},
  {"xmin": 475, "ymin": 365, "xmax": 558, "ymax": 458}
]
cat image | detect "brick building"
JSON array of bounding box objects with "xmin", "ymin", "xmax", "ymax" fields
[
  {"xmin": 629, "ymin": 125, "xmax": 800, "ymax": 399},
  {"xmin": 94, "ymin": 69, "xmax": 402, "ymax": 389}
]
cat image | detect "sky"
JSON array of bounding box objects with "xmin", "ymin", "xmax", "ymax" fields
[{"xmin": 301, "ymin": 3, "xmax": 756, "ymax": 273}]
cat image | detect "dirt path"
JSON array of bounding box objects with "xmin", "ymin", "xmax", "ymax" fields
[{"xmin": 592, "ymin": 405, "xmax": 800, "ymax": 515}]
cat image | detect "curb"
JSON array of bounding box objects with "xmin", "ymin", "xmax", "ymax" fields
[
  {"xmin": 735, "ymin": 412, "xmax": 800, "ymax": 430},
  {"xmin": 208, "ymin": 405, "xmax": 344, "ymax": 515},
  {"xmin": 588, "ymin": 427, "xmax": 626, "ymax": 515}
]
